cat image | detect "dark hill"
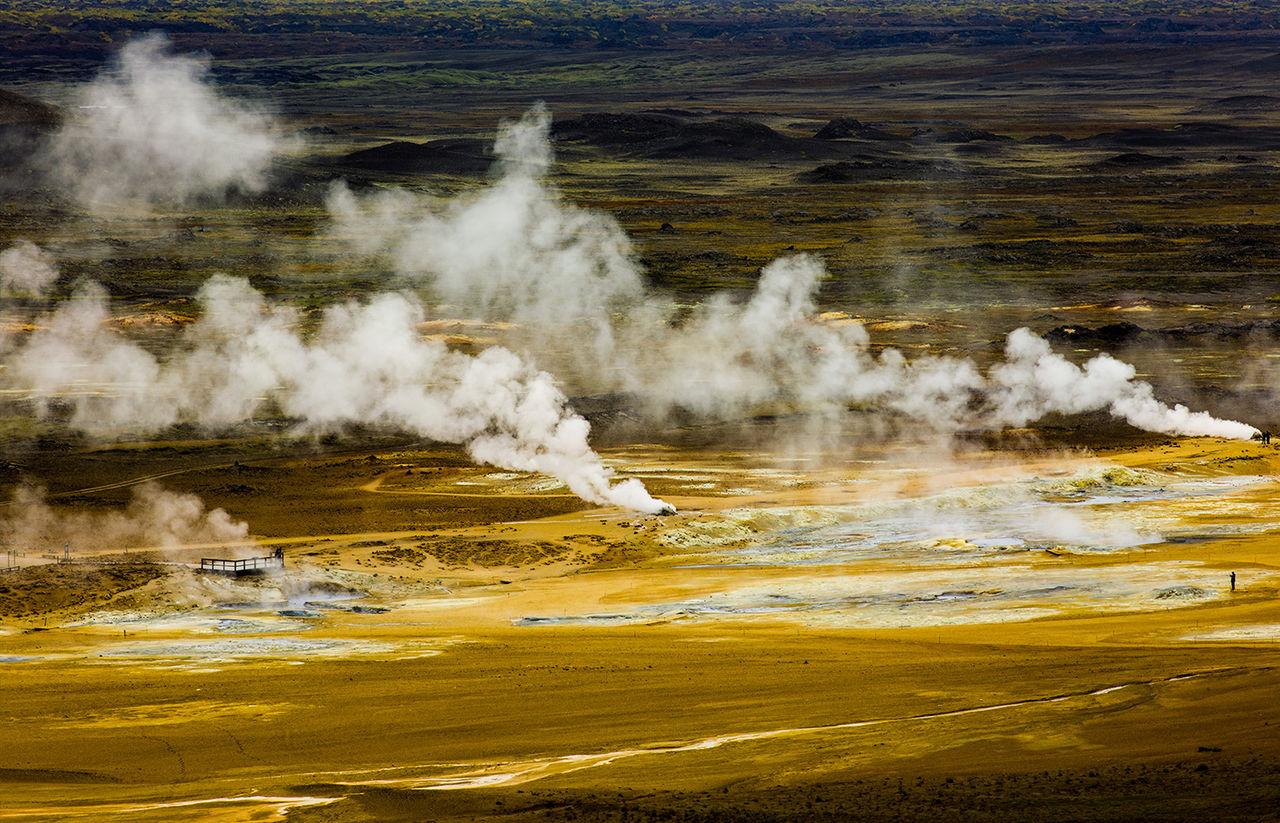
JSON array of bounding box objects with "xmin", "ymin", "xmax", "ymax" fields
[
  {"xmin": 1045, "ymin": 322, "xmax": 1148, "ymax": 347},
  {"xmin": 646, "ymin": 117, "xmax": 840, "ymax": 161},
  {"xmin": 1087, "ymin": 152, "xmax": 1183, "ymax": 171},
  {"xmin": 1023, "ymin": 134, "xmax": 1070, "ymax": 145},
  {"xmin": 798, "ymin": 155, "xmax": 963, "ymax": 183},
  {"xmin": 554, "ymin": 112, "xmax": 845, "ymax": 161},
  {"xmin": 813, "ymin": 117, "xmax": 900, "ymax": 141},
  {"xmin": 333, "ymin": 138, "xmax": 492, "ymax": 175},
  {"xmin": 1047, "ymin": 320, "xmax": 1280, "ymax": 347},
  {"xmin": 1076, "ymin": 122, "xmax": 1280, "ymax": 150},
  {"xmin": 932, "ymin": 127, "xmax": 1013, "ymax": 144},
  {"xmin": 552, "ymin": 112, "xmax": 685, "ymax": 145}
]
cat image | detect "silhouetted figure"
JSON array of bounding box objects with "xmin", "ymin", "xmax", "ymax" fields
[
  {"xmin": 273, "ymin": 547, "xmax": 284, "ymax": 564},
  {"xmin": 1264, "ymin": 431, "xmax": 1272, "ymax": 445},
  {"xmin": 1231, "ymin": 571, "xmax": 1237, "ymax": 592}
]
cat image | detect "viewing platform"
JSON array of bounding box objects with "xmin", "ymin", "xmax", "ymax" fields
[{"xmin": 199, "ymin": 550, "xmax": 284, "ymax": 577}]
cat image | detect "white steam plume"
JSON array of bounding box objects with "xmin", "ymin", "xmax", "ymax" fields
[
  {"xmin": 607, "ymin": 255, "xmax": 1255, "ymax": 438},
  {"xmin": 988, "ymin": 329, "xmax": 1257, "ymax": 438},
  {"xmin": 0, "ymin": 240, "xmax": 58, "ymax": 297},
  {"xmin": 326, "ymin": 106, "xmax": 1255, "ymax": 441},
  {"xmin": 47, "ymin": 34, "xmax": 290, "ymax": 211},
  {"xmin": 327, "ymin": 104, "xmax": 646, "ymax": 367},
  {"xmin": 1, "ymin": 481, "xmax": 251, "ymax": 554},
  {"xmin": 2, "ymin": 278, "xmax": 672, "ymax": 514}
]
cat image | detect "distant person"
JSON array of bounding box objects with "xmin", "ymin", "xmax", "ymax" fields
[
  {"xmin": 1265, "ymin": 431, "xmax": 1273, "ymax": 445},
  {"xmin": 1231, "ymin": 571, "xmax": 1237, "ymax": 592}
]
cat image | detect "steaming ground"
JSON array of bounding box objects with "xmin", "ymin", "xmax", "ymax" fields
[{"xmin": 3, "ymin": 436, "xmax": 1280, "ymax": 821}]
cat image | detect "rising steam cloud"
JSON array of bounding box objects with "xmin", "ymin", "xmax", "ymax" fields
[
  {"xmin": 989, "ymin": 329, "xmax": 1256, "ymax": 438},
  {"xmin": 327, "ymin": 106, "xmax": 1257, "ymax": 441},
  {"xmin": 0, "ymin": 482, "xmax": 251, "ymax": 554},
  {"xmin": 46, "ymin": 34, "xmax": 289, "ymax": 211},
  {"xmin": 2, "ymin": 278, "xmax": 671, "ymax": 514},
  {"xmin": 0, "ymin": 52, "xmax": 1253, "ymax": 522},
  {"xmin": 327, "ymin": 103, "xmax": 644, "ymax": 366},
  {"xmin": 0, "ymin": 240, "xmax": 58, "ymax": 296}
]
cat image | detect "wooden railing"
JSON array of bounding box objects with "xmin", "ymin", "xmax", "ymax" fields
[{"xmin": 199, "ymin": 555, "xmax": 283, "ymax": 575}]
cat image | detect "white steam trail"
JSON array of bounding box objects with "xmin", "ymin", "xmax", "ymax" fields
[
  {"xmin": 328, "ymin": 106, "xmax": 1257, "ymax": 442},
  {"xmin": 1, "ymin": 482, "xmax": 251, "ymax": 554},
  {"xmin": 990, "ymin": 328, "xmax": 1257, "ymax": 438},
  {"xmin": 0, "ymin": 240, "xmax": 58, "ymax": 297},
  {"xmin": 2, "ymin": 278, "xmax": 671, "ymax": 514},
  {"xmin": 47, "ymin": 34, "xmax": 290, "ymax": 211}
]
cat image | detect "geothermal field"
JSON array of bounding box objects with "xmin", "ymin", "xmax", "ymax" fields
[{"xmin": 5, "ymin": 2, "xmax": 1280, "ymax": 820}]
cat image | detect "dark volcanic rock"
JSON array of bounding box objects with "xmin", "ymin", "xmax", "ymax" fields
[
  {"xmin": 646, "ymin": 117, "xmax": 812, "ymax": 160},
  {"xmin": 1023, "ymin": 133, "xmax": 1070, "ymax": 145},
  {"xmin": 552, "ymin": 112, "xmax": 685, "ymax": 145},
  {"xmin": 1045, "ymin": 322, "xmax": 1148, "ymax": 347},
  {"xmin": 1161, "ymin": 319, "xmax": 1280, "ymax": 341},
  {"xmin": 933, "ymin": 127, "xmax": 1013, "ymax": 144},
  {"xmin": 908, "ymin": 126, "xmax": 1012, "ymax": 143},
  {"xmin": 799, "ymin": 155, "xmax": 963, "ymax": 183},
  {"xmin": 333, "ymin": 138, "xmax": 492, "ymax": 175},
  {"xmin": 1088, "ymin": 152, "xmax": 1183, "ymax": 170},
  {"xmin": 1047, "ymin": 320, "xmax": 1280, "ymax": 347},
  {"xmin": 555, "ymin": 112, "xmax": 844, "ymax": 161},
  {"xmin": 1076, "ymin": 122, "xmax": 1280, "ymax": 150},
  {"xmin": 813, "ymin": 117, "xmax": 900, "ymax": 141}
]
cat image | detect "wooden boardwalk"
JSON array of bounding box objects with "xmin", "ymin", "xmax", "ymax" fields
[{"xmin": 199, "ymin": 554, "xmax": 283, "ymax": 577}]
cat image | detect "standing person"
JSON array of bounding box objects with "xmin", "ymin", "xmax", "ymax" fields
[{"xmin": 1231, "ymin": 571, "xmax": 1237, "ymax": 592}]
